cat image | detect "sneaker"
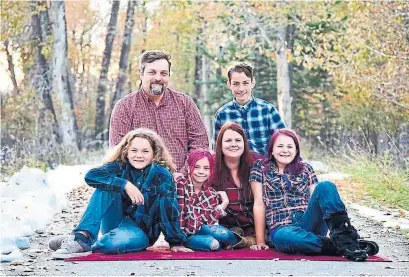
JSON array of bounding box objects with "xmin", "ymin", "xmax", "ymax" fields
[
  {"xmin": 51, "ymin": 233, "xmax": 91, "ymax": 260},
  {"xmin": 48, "ymin": 235, "xmax": 70, "ymax": 251}
]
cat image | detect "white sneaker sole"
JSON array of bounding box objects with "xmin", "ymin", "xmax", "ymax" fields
[
  {"xmin": 51, "ymin": 251, "xmax": 92, "ymax": 260},
  {"xmin": 48, "ymin": 235, "xmax": 71, "ymax": 251}
]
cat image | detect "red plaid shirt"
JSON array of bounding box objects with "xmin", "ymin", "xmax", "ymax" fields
[
  {"xmin": 211, "ymin": 152, "xmax": 261, "ymax": 236},
  {"xmin": 109, "ymin": 88, "xmax": 209, "ymax": 171},
  {"xmin": 217, "ymin": 177, "xmax": 255, "ymax": 236},
  {"xmin": 176, "ymin": 175, "xmax": 225, "ymax": 235}
]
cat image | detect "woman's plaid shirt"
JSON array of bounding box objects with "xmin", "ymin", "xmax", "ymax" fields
[
  {"xmin": 249, "ymin": 160, "xmax": 318, "ymax": 230},
  {"xmin": 176, "ymin": 175, "xmax": 225, "ymax": 235}
]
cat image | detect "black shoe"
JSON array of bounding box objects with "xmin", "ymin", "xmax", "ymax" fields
[
  {"xmin": 358, "ymin": 239, "xmax": 379, "ymax": 256},
  {"xmin": 319, "ymin": 236, "xmax": 339, "ymax": 256},
  {"xmin": 326, "ymin": 211, "xmax": 368, "ymax": 262}
]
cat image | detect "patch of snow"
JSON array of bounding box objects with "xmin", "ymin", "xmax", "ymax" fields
[
  {"xmin": 0, "ymin": 163, "xmax": 98, "ymax": 262},
  {"xmin": 349, "ymin": 203, "xmax": 409, "ymax": 231},
  {"xmin": 0, "ymin": 249, "xmax": 23, "ymax": 262}
]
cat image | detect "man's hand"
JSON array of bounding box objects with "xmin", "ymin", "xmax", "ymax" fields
[
  {"xmin": 170, "ymin": 245, "xmax": 193, "ymax": 252},
  {"xmin": 125, "ymin": 182, "xmax": 144, "ymax": 205},
  {"xmin": 250, "ymin": 243, "xmax": 270, "ymax": 251}
]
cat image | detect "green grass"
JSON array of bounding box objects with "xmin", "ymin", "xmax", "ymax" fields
[{"xmin": 335, "ymin": 155, "xmax": 409, "ymax": 210}]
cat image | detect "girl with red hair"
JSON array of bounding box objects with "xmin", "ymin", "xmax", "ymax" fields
[{"xmin": 176, "ymin": 149, "xmax": 238, "ymax": 251}]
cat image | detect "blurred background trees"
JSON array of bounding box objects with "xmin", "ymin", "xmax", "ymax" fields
[{"xmin": 1, "ymin": 0, "xmax": 408, "ymax": 175}]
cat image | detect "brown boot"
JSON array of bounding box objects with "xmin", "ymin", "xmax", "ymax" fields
[
  {"xmin": 229, "ymin": 226, "xmax": 244, "ymax": 237},
  {"xmin": 232, "ymin": 235, "xmax": 257, "ymax": 249}
]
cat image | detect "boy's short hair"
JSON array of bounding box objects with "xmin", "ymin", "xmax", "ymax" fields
[{"xmin": 227, "ymin": 62, "xmax": 254, "ymax": 83}]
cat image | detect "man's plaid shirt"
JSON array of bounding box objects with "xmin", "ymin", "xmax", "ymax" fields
[
  {"xmin": 249, "ymin": 160, "xmax": 318, "ymax": 231},
  {"xmin": 109, "ymin": 88, "xmax": 209, "ymax": 171},
  {"xmin": 84, "ymin": 161, "xmax": 187, "ymax": 247},
  {"xmin": 213, "ymin": 97, "xmax": 286, "ymax": 155},
  {"xmin": 176, "ymin": 175, "xmax": 225, "ymax": 235}
]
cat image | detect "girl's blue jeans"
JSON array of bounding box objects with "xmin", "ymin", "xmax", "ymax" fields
[
  {"xmin": 270, "ymin": 181, "xmax": 346, "ymax": 254},
  {"xmin": 185, "ymin": 225, "xmax": 238, "ymax": 251},
  {"xmin": 73, "ymin": 189, "xmax": 149, "ymax": 254}
]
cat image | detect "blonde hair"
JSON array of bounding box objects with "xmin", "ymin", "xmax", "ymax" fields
[{"xmin": 103, "ymin": 128, "xmax": 176, "ymax": 172}]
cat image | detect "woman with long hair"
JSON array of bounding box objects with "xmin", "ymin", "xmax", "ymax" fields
[
  {"xmin": 49, "ymin": 128, "xmax": 192, "ymax": 259},
  {"xmin": 212, "ymin": 122, "xmax": 262, "ymax": 248}
]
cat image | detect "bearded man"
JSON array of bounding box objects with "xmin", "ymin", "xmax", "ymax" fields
[{"xmin": 109, "ymin": 50, "xmax": 209, "ymax": 172}]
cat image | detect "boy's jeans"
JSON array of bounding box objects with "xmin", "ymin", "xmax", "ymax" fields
[
  {"xmin": 271, "ymin": 181, "xmax": 346, "ymax": 254},
  {"xmin": 186, "ymin": 225, "xmax": 238, "ymax": 251}
]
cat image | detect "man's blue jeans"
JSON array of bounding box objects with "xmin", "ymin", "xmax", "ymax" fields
[
  {"xmin": 270, "ymin": 181, "xmax": 346, "ymax": 254},
  {"xmin": 185, "ymin": 225, "xmax": 238, "ymax": 251},
  {"xmin": 73, "ymin": 189, "xmax": 149, "ymax": 254}
]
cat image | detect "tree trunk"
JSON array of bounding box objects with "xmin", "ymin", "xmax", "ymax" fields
[
  {"xmin": 38, "ymin": 0, "xmax": 53, "ymax": 89},
  {"xmin": 50, "ymin": 0, "xmax": 79, "ymax": 150},
  {"xmin": 194, "ymin": 28, "xmax": 203, "ymax": 102},
  {"xmin": 276, "ymin": 25, "xmax": 292, "ymax": 129},
  {"xmin": 30, "ymin": 0, "xmax": 60, "ymax": 143},
  {"xmin": 216, "ymin": 46, "xmax": 223, "ymax": 82},
  {"xmin": 95, "ymin": 0, "xmax": 120, "ymax": 140},
  {"xmin": 110, "ymin": 0, "xmax": 137, "ymax": 111},
  {"xmin": 201, "ymin": 52, "xmax": 212, "ymax": 136},
  {"xmin": 4, "ymin": 40, "xmax": 19, "ymax": 95}
]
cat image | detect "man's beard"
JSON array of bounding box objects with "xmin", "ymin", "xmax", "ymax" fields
[{"xmin": 150, "ymin": 83, "xmax": 165, "ymax": 95}]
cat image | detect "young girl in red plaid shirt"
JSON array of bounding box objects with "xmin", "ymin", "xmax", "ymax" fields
[{"xmin": 176, "ymin": 149, "xmax": 239, "ymax": 251}]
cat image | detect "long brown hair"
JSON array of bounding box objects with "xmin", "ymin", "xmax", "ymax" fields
[
  {"xmin": 212, "ymin": 122, "xmax": 253, "ymax": 200},
  {"xmin": 103, "ymin": 128, "xmax": 176, "ymax": 172}
]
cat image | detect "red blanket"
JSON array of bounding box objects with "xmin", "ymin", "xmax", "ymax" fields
[{"xmin": 66, "ymin": 248, "xmax": 390, "ymax": 262}]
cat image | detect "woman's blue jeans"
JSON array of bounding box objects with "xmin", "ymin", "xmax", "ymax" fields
[
  {"xmin": 185, "ymin": 225, "xmax": 238, "ymax": 251},
  {"xmin": 73, "ymin": 189, "xmax": 149, "ymax": 254},
  {"xmin": 271, "ymin": 181, "xmax": 346, "ymax": 254}
]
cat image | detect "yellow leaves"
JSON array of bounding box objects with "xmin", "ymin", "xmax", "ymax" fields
[{"xmin": 1, "ymin": 1, "xmax": 30, "ymax": 41}]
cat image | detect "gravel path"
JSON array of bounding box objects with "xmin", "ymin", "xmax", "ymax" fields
[{"xmin": 2, "ymin": 185, "xmax": 409, "ymax": 276}]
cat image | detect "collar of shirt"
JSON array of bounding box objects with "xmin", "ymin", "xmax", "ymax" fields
[
  {"xmin": 233, "ymin": 96, "xmax": 254, "ymax": 110},
  {"xmin": 140, "ymin": 87, "xmax": 170, "ymax": 107},
  {"xmin": 185, "ymin": 175, "xmax": 212, "ymax": 198},
  {"xmin": 269, "ymin": 162, "xmax": 293, "ymax": 191},
  {"xmin": 125, "ymin": 162, "xmax": 151, "ymax": 187},
  {"xmin": 269, "ymin": 162, "xmax": 290, "ymax": 175}
]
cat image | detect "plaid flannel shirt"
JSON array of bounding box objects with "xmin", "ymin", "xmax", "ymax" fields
[
  {"xmin": 213, "ymin": 97, "xmax": 286, "ymax": 155},
  {"xmin": 249, "ymin": 160, "xmax": 318, "ymax": 230},
  {"xmin": 176, "ymin": 176, "xmax": 226, "ymax": 235},
  {"xmin": 109, "ymin": 88, "xmax": 209, "ymax": 171},
  {"xmin": 84, "ymin": 161, "xmax": 187, "ymax": 247},
  {"xmin": 215, "ymin": 176, "xmax": 255, "ymax": 236}
]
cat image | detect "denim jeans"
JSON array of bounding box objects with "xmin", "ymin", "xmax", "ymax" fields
[
  {"xmin": 73, "ymin": 189, "xmax": 148, "ymax": 254},
  {"xmin": 186, "ymin": 225, "xmax": 238, "ymax": 251},
  {"xmin": 271, "ymin": 181, "xmax": 346, "ymax": 254}
]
